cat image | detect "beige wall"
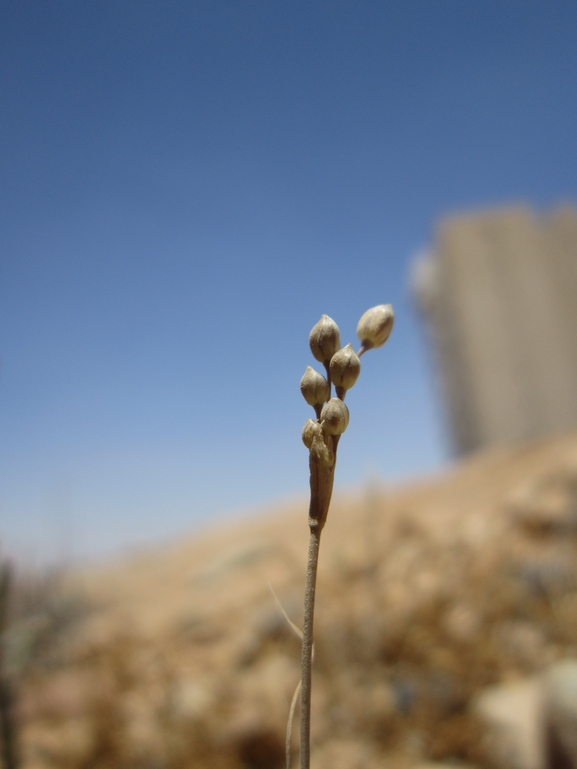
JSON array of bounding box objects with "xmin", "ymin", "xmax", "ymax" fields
[{"xmin": 413, "ymin": 206, "xmax": 577, "ymax": 455}]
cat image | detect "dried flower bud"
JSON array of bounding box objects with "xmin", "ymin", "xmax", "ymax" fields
[
  {"xmin": 309, "ymin": 315, "xmax": 341, "ymax": 363},
  {"xmin": 302, "ymin": 418, "xmax": 320, "ymax": 449},
  {"xmin": 320, "ymin": 398, "xmax": 350, "ymax": 435},
  {"xmin": 305, "ymin": 419, "xmax": 334, "ymax": 467},
  {"xmin": 300, "ymin": 366, "xmax": 329, "ymax": 407},
  {"xmin": 356, "ymin": 304, "xmax": 394, "ymax": 352},
  {"xmin": 329, "ymin": 344, "xmax": 361, "ymax": 392}
]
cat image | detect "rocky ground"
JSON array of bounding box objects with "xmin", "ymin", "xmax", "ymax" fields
[{"xmin": 6, "ymin": 429, "xmax": 577, "ymax": 769}]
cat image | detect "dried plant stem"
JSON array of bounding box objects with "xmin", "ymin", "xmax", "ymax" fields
[
  {"xmin": 297, "ymin": 306, "xmax": 393, "ymax": 769},
  {"xmin": 0, "ymin": 564, "xmax": 18, "ymax": 769},
  {"xmin": 287, "ymin": 679, "xmax": 301, "ymax": 769},
  {"xmin": 299, "ymin": 442, "xmax": 336, "ymax": 769},
  {"xmin": 299, "ymin": 524, "xmax": 321, "ymax": 769}
]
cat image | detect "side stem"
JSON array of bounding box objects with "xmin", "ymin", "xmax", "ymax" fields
[{"xmin": 299, "ymin": 523, "xmax": 321, "ymax": 769}]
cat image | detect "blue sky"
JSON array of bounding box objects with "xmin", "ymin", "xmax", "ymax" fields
[{"xmin": 1, "ymin": 1, "xmax": 577, "ymax": 564}]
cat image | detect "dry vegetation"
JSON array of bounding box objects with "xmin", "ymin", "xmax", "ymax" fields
[{"xmin": 7, "ymin": 430, "xmax": 577, "ymax": 769}]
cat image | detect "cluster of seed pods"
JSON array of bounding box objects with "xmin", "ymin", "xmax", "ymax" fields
[{"xmin": 300, "ymin": 304, "xmax": 394, "ymax": 465}]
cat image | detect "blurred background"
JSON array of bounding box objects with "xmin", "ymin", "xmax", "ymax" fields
[
  {"xmin": 3, "ymin": 3, "xmax": 577, "ymax": 769},
  {"xmin": 2, "ymin": 0, "xmax": 576, "ymax": 565}
]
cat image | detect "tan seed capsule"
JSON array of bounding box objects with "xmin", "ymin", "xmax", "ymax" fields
[
  {"xmin": 357, "ymin": 304, "xmax": 394, "ymax": 352},
  {"xmin": 309, "ymin": 315, "xmax": 341, "ymax": 363},
  {"xmin": 320, "ymin": 398, "xmax": 350, "ymax": 435},
  {"xmin": 329, "ymin": 344, "xmax": 361, "ymax": 391},
  {"xmin": 302, "ymin": 418, "xmax": 320, "ymax": 449},
  {"xmin": 300, "ymin": 366, "xmax": 330, "ymax": 407}
]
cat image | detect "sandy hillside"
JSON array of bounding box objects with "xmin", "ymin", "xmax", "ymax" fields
[{"xmin": 13, "ymin": 429, "xmax": 577, "ymax": 769}]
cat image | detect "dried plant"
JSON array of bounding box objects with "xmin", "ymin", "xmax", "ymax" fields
[
  {"xmin": 296, "ymin": 304, "xmax": 394, "ymax": 769},
  {"xmin": 0, "ymin": 562, "xmax": 18, "ymax": 769}
]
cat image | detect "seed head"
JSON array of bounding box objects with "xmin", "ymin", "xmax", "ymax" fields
[
  {"xmin": 300, "ymin": 366, "xmax": 330, "ymax": 408},
  {"xmin": 329, "ymin": 344, "xmax": 361, "ymax": 394},
  {"xmin": 357, "ymin": 304, "xmax": 394, "ymax": 353},
  {"xmin": 320, "ymin": 398, "xmax": 350, "ymax": 435},
  {"xmin": 309, "ymin": 315, "xmax": 341, "ymax": 364}
]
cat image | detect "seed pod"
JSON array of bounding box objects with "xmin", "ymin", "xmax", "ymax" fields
[
  {"xmin": 309, "ymin": 315, "xmax": 341, "ymax": 363},
  {"xmin": 357, "ymin": 304, "xmax": 394, "ymax": 352},
  {"xmin": 330, "ymin": 344, "xmax": 361, "ymax": 393},
  {"xmin": 302, "ymin": 418, "xmax": 320, "ymax": 449},
  {"xmin": 320, "ymin": 398, "xmax": 350, "ymax": 435},
  {"xmin": 300, "ymin": 366, "xmax": 330, "ymax": 407}
]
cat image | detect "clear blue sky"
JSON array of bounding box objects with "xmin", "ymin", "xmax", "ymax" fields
[{"xmin": 1, "ymin": 1, "xmax": 576, "ymax": 564}]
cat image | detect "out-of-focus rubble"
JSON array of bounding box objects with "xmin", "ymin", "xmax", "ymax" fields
[
  {"xmin": 472, "ymin": 659, "xmax": 577, "ymax": 769},
  {"xmin": 473, "ymin": 676, "xmax": 544, "ymax": 769},
  {"xmin": 6, "ymin": 430, "xmax": 577, "ymax": 769}
]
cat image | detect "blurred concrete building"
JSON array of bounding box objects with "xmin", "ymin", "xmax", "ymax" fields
[{"xmin": 412, "ymin": 205, "xmax": 577, "ymax": 456}]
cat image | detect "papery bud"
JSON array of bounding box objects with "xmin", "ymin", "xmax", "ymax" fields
[
  {"xmin": 302, "ymin": 418, "xmax": 321, "ymax": 449},
  {"xmin": 320, "ymin": 398, "xmax": 350, "ymax": 435},
  {"xmin": 329, "ymin": 344, "xmax": 361, "ymax": 392},
  {"xmin": 309, "ymin": 315, "xmax": 341, "ymax": 363},
  {"xmin": 304, "ymin": 419, "xmax": 334, "ymax": 467},
  {"xmin": 356, "ymin": 304, "xmax": 394, "ymax": 352},
  {"xmin": 300, "ymin": 366, "xmax": 329, "ymax": 407}
]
